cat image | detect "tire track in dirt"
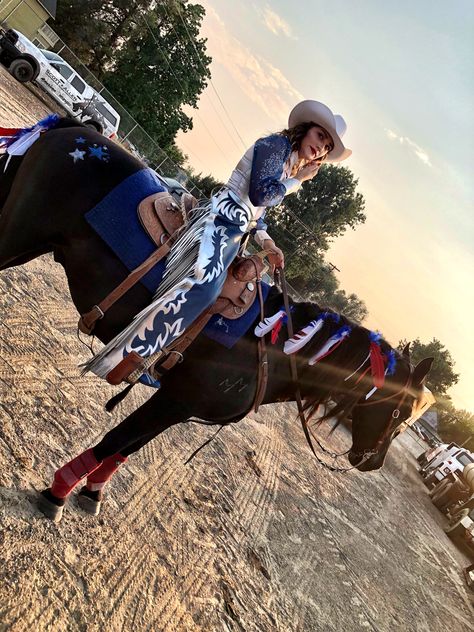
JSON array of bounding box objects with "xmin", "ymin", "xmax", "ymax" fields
[{"xmin": 80, "ymin": 435, "xmax": 203, "ymax": 628}]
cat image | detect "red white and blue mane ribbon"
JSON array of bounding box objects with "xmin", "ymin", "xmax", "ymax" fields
[
  {"xmin": 308, "ymin": 325, "xmax": 352, "ymax": 365},
  {"xmin": 255, "ymin": 310, "xmax": 398, "ymax": 392},
  {"xmin": 283, "ymin": 317, "xmax": 325, "ymax": 354},
  {"xmin": 254, "ymin": 308, "xmax": 292, "ymax": 344}
]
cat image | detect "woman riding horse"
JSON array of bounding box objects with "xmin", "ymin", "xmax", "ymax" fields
[
  {"xmin": 81, "ymin": 99, "xmax": 352, "ymax": 383},
  {"xmin": 18, "ymin": 98, "xmax": 351, "ymax": 517},
  {"xmin": 2, "ymin": 100, "xmax": 432, "ymax": 522}
]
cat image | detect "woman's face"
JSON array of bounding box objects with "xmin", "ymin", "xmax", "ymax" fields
[{"xmin": 299, "ymin": 125, "xmax": 334, "ymax": 163}]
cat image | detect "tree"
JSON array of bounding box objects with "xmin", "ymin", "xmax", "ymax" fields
[
  {"xmin": 437, "ymin": 401, "xmax": 474, "ymax": 451},
  {"xmin": 262, "ymin": 164, "xmax": 367, "ymax": 321},
  {"xmin": 397, "ymin": 338, "xmax": 473, "ymax": 448},
  {"xmin": 266, "ymin": 164, "xmax": 366, "ymax": 255},
  {"xmin": 397, "ymin": 338, "xmax": 459, "ymax": 397},
  {"xmin": 103, "ymin": 2, "xmax": 211, "ymax": 150},
  {"xmin": 54, "ymin": 1, "xmax": 148, "ymax": 74},
  {"xmin": 186, "ymin": 172, "xmax": 224, "ymax": 198},
  {"xmin": 265, "ymin": 164, "xmax": 365, "ymax": 295},
  {"xmin": 54, "ymin": 1, "xmax": 212, "ymax": 155}
]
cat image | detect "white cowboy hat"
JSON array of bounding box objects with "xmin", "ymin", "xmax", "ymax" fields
[{"xmin": 288, "ymin": 100, "xmax": 352, "ymax": 163}]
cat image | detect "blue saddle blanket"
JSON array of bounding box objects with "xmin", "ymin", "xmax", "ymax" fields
[{"xmin": 85, "ymin": 168, "xmax": 270, "ymax": 348}]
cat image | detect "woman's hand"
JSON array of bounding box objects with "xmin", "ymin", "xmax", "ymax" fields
[
  {"xmin": 295, "ymin": 159, "xmax": 322, "ymax": 183},
  {"xmin": 263, "ymin": 239, "xmax": 285, "ymax": 271}
]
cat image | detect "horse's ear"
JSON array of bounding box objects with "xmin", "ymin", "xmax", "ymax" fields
[
  {"xmin": 402, "ymin": 342, "xmax": 411, "ymax": 358},
  {"xmin": 412, "ymin": 357, "xmax": 434, "ymax": 387}
]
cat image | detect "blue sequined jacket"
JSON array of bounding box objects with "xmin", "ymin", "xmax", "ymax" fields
[{"xmin": 226, "ymin": 134, "xmax": 301, "ymax": 246}]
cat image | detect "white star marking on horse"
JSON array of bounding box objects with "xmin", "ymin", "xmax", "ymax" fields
[{"xmin": 69, "ymin": 148, "xmax": 86, "ymax": 163}]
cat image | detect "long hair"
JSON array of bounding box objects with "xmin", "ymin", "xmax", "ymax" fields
[
  {"xmin": 280, "ymin": 121, "xmax": 318, "ymax": 152},
  {"xmin": 279, "ymin": 122, "xmax": 330, "ymax": 176}
]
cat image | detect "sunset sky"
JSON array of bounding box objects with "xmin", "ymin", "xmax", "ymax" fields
[{"xmin": 176, "ymin": 0, "xmax": 474, "ymax": 412}]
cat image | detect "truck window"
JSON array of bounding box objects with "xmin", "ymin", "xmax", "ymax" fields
[
  {"xmin": 458, "ymin": 454, "xmax": 474, "ymax": 467},
  {"xmin": 51, "ymin": 62, "xmax": 73, "ymax": 80},
  {"xmin": 70, "ymin": 74, "xmax": 86, "ymax": 95},
  {"xmin": 94, "ymin": 101, "xmax": 118, "ymax": 126}
]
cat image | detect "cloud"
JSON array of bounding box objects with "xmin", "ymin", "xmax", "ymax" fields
[
  {"xmin": 261, "ymin": 5, "xmax": 297, "ymax": 39},
  {"xmin": 385, "ymin": 128, "xmax": 432, "ymax": 166},
  {"xmin": 203, "ymin": 6, "xmax": 303, "ymax": 123}
]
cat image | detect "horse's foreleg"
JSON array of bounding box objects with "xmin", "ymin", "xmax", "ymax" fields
[{"xmin": 38, "ymin": 391, "xmax": 191, "ymax": 521}]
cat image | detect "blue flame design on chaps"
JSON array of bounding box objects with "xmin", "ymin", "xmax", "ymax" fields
[{"xmin": 82, "ymin": 188, "xmax": 253, "ymax": 382}]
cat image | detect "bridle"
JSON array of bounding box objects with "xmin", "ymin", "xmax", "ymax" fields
[
  {"xmin": 278, "ymin": 267, "xmax": 414, "ymax": 474},
  {"xmin": 347, "ymin": 366, "xmax": 413, "ymax": 463}
]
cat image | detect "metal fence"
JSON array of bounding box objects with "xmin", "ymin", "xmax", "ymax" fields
[
  {"xmin": 0, "ymin": 1, "xmax": 204, "ymax": 198},
  {"xmin": 46, "ymin": 35, "xmax": 205, "ymax": 198}
]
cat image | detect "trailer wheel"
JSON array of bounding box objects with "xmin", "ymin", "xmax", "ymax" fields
[
  {"xmin": 9, "ymin": 58, "xmax": 35, "ymax": 83},
  {"xmin": 444, "ymin": 509, "xmax": 470, "ymax": 539},
  {"xmin": 432, "ymin": 482, "xmax": 455, "ymax": 511}
]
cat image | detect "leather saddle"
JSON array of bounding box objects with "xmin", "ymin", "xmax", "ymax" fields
[{"xmin": 137, "ymin": 191, "xmax": 267, "ymax": 320}]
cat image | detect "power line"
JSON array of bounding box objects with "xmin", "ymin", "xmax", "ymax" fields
[
  {"xmin": 171, "ymin": 1, "xmax": 248, "ymax": 151},
  {"xmin": 160, "ymin": 0, "xmax": 247, "ymax": 153},
  {"xmin": 140, "ymin": 8, "xmax": 234, "ymax": 171}
]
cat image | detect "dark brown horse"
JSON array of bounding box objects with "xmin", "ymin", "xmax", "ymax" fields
[{"xmin": 0, "ymin": 123, "xmax": 432, "ymax": 520}]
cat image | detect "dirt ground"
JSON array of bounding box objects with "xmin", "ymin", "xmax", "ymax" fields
[{"xmin": 0, "ymin": 66, "xmax": 473, "ymax": 631}]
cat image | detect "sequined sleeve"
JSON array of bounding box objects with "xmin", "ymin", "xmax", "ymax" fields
[{"xmin": 248, "ymin": 135, "xmax": 292, "ymax": 207}]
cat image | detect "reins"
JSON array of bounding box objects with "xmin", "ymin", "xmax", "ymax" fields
[
  {"xmin": 278, "ymin": 268, "xmax": 367, "ymax": 472},
  {"xmin": 277, "ymin": 267, "xmax": 319, "ymax": 460},
  {"xmin": 276, "ymin": 267, "xmax": 410, "ymax": 473}
]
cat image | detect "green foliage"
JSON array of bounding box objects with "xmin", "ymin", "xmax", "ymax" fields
[
  {"xmin": 186, "ymin": 172, "xmax": 224, "ymax": 198},
  {"xmin": 266, "ymin": 164, "xmax": 366, "ymax": 255},
  {"xmin": 397, "ymin": 337, "xmax": 459, "ymax": 396},
  {"xmin": 264, "ymin": 164, "xmax": 367, "ymax": 322},
  {"xmin": 54, "ymin": 0, "xmax": 211, "ymax": 154},
  {"xmin": 54, "ymin": 1, "xmax": 148, "ymax": 73},
  {"xmin": 397, "ymin": 337, "xmax": 472, "ymax": 448},
  {"xmin": 103, "ymin": 2, "xmax": 211, "ymax": 148},
  {"xmin": 437, "ymin": 401, "xmax": 474, "ymax": 451}
]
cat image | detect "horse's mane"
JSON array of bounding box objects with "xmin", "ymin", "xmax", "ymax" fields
[{"xmin": 284, "ymin": 299, "xmax": 411, "ymax": 425}]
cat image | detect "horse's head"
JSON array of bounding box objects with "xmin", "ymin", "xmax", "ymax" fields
[
  {"xmin": 279, "ymin": 304, "xmax": 434, "ymax": 472},
  {"xmin": 347, "ymin": 348, "xmax": 434, "ymax": 471}
]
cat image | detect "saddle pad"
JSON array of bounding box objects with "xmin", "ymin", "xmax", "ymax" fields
[{"xmin": 85, "ymin": 168, "xmax": 270, "ymax": 348}]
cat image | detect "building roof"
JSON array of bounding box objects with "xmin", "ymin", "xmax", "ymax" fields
[{"xmin": 38, "ymin": 1, "xmax": 57, "ymax": 19}]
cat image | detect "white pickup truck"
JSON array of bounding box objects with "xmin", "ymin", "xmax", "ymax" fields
[{"xmin": 0, "ymin": 28, "xmax": 120, "ymax": 138}]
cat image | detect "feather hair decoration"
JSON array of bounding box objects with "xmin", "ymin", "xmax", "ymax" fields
[
  {"xmin": 369, "ymin": 332, "xmax": 385, "ymax": 389},
  {"xmin": 283, "ymin": 318, "xmax": 324, "ymax": 355},
  {"xmin": 308, "ymin": 325, "xmax": 352, "ymax": 366},
  {"xmin": 254, "ymin": 309, "xmax": 285, "ymax": 338},
  {"xmin": 385, "ymin": 349, "xmax": 397, "ymax": 375},
  {"xmin": 365, "ymin": 348, "xmax": 397, "ymax": 399}
]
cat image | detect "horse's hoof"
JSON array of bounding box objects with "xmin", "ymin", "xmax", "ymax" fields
[
  {"xmin": 38, "ymin": 489, "xmax": 65, "ymax": 522},
  {"xmin": 77, "ymin": 487, "xmax": 101, "ymax": 516}
]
